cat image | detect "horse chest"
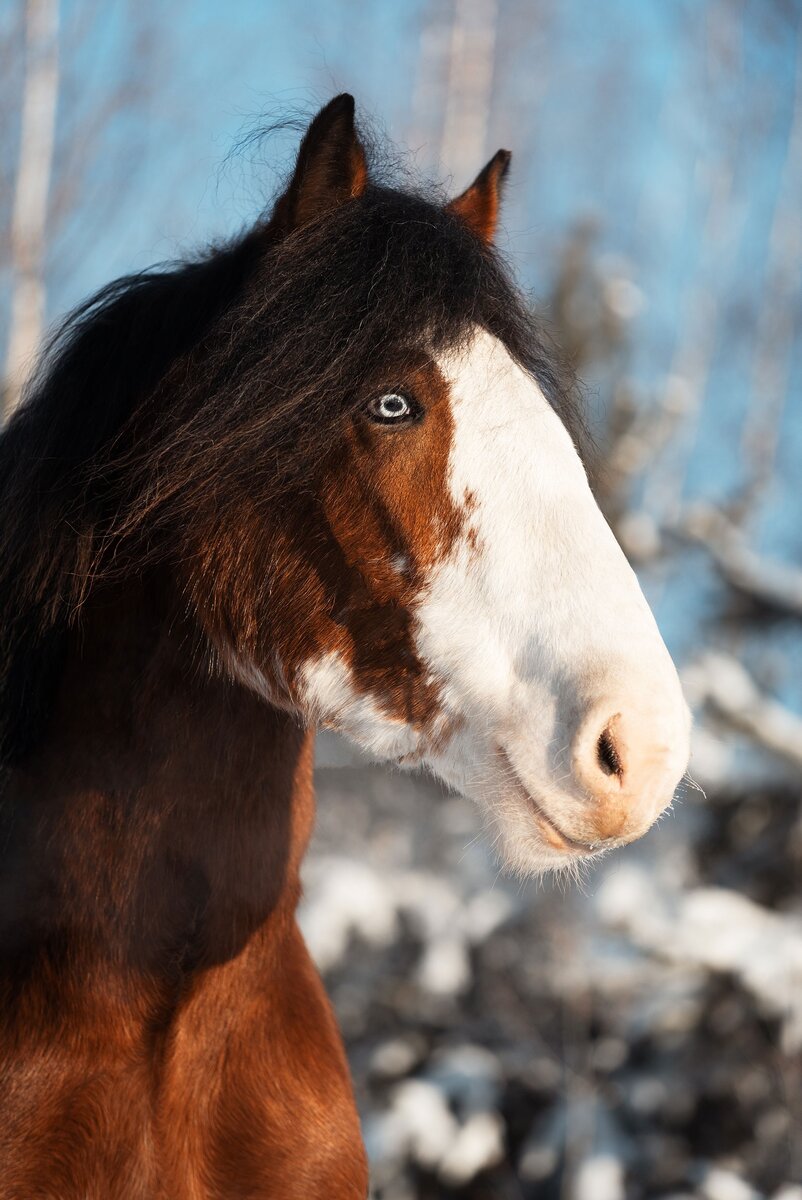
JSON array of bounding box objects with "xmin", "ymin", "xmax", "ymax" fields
[{"xmin": 0, "ymin": 923, "xmax": 368, "ymax": 1199}]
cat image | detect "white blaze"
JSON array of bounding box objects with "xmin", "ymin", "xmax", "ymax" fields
[{"xmin": 412, "ymin": 329, "xmax": 689, "ymax": 870}]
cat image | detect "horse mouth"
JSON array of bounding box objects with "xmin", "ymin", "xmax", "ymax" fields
[
  {"xmin": 523, "ymin": 793, "xmax": 593, "ymax": 855},
  {"xmin": 498, "ymin": 748, "xmax": 604, "ymax": 857}
]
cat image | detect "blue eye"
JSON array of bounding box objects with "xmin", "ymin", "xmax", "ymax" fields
[{"xmin": 365, "ymin": 392, "xmax": 420, "ymax": 424}]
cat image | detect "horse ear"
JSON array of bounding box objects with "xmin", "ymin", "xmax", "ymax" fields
[
  {"xmin": 446, "ymin": 149, "xmax": 512, "ymax": 244},
  {"xmin": 274, "ymin": 94, "xmax": 368, "ymax": 233}
]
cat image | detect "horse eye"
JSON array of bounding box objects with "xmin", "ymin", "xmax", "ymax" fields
[{"xmin": 365, "ymin": 393, "xmax": 419, "ymax": 425}]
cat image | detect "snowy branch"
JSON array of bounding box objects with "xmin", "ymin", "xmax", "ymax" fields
[
  {"xmin": 685, "ymin": 652, "xmax": 802, "ymax": 772},
  {"xmin": 677, "ymin": 504, "xmax": 802, "ymax": 621}
]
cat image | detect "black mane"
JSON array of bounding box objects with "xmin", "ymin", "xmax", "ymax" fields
[{"xmin": 0, "ymin": 150, "xmax": 579, "ymax": 766}]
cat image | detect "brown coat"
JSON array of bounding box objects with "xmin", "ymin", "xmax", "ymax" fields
[{"xmin": 0, "ymin": 577, "xmax": 367, "ymax": 1198}]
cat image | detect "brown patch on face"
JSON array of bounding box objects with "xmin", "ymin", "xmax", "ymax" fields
[
  {"xmin": 327, "ymin": 354, "xmax": 464, "ymax": 579},
  {"xmin": 461, "ymin": 491, "xmax": 483, "ymax": 555},
  {"xmin": 188, "ymin": 350, "xmax": 470, "ymax": 745},
  {"xmin": 313, "ymin": 354, "xmax": 464, "ymax": 728}
]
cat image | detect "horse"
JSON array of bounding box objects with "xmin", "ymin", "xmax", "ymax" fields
[{"xmin": 0, "ymin": 94, "xmax": 690, "ymax": 1198}]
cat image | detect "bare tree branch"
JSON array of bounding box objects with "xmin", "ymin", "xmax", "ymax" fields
[
  {"xmin": 687, "ymin": 652, "xmax": 802, "ymax": 772},
  {"xmin": 439, "ymin": 0, "xmax": 499, "ymax": 183},
  {"xmin": 675, "ymin": 503, "xmax": 802, "ymax": 620},
  {"xmin": 643, "ymin": 1, "xmax": 744, "ymax": 527},
  {"xmin": 408, "ymin": 0, "xmax": 453, "ymax": 167},
  {"xmin": 736, "ymin": 18, "xmax": 802, "ymax": 522}
]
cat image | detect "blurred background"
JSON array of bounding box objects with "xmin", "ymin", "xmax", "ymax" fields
[{"xmin": 1, "ymin": 1, "xmax": 801, "ymax": 1197}]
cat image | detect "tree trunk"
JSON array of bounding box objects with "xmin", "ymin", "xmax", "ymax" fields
[{"xmin": 3, "ymin": 0, "xmax": 59, "ymax": 422}]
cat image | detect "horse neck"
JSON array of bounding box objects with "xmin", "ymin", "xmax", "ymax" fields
[{"xmin": 1, "ymin": 569, "xmax": 316, "ymax": 987}]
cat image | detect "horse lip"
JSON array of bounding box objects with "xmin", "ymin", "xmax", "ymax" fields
[
  {"xmin": 521, "ymin": 790, "xmax": 634, "ymax": 855},
  {"xmin": 498, "ymin": 747, "xmax": 597, "ymax": 856},
  {"xmin": 524, "ymin": 793, "xmax": 593, "ymax": 854}
]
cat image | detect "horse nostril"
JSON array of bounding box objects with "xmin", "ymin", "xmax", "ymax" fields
[
  {"xmin": 569, "ymin": 698, "xmax": 689, "ymax": 847},
  {"xmin": 596, "ymin": 722, "xmax": 623, "ymax": 778}
]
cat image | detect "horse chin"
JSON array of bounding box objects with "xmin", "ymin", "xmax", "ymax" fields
[
  {"xmin": 474, "ymin": 782, "xmax": 597, "ymax": 878},
  {"xmin": 423, "ymin": 739, "xmax": 590, "ymax": 877}
]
